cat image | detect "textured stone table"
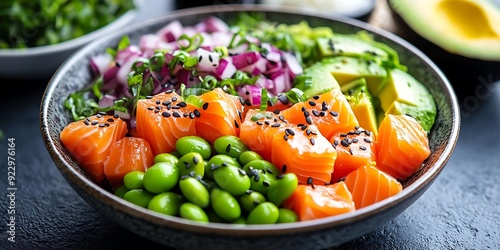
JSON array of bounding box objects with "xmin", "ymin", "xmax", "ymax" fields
[{"xmin": 1, "ymin": 1, "xmax": 499, "ymax": 249}]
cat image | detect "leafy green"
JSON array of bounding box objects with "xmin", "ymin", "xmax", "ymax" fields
[{"xmin": 0, "ymin": 0, "xmax": 136, "ymax": 49}]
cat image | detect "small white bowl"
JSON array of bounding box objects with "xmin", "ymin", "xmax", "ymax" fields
[{"xmin": 0, "ymin": 6, "xmax": 139, "ymax": 80}]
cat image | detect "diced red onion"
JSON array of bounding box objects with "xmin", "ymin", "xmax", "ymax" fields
[
  {"xmin": 115, "ymin": 45, "xmax": 142, "ymax": 66},
  {"xmin": 282, "ymin": 51, "xmax": 303, "ymax": 78},
  {"xmin": 237, "ymin": 85, "xmax": 262, "ymax": 106},
  {"xmin": 139, "ymin": 34, "xmax": 176, "ymax": 58},
  {"xmin": 98, "ymin": 94, "xmax": 117, "ymax": 108},
  {"xmin": 232, "ymin": 51, "xmax": 261, "ymax": 69},
  {"xmin": 90, "ymin": 53, "xmax": 113, "ymax": 75},
  {"xmin": 214, "ymin": 58, "xmax": 236, "ymax": 79},
  {"xmin": 203, "ymin": 16, "xmax": 229, "ymax": 33},
  {"xmin": 157, "ymin": 20, "xmax": 183, "ymax": 43}
]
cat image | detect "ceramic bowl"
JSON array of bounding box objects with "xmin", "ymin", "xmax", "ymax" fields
[
  {"xmin": 40, "ymin": 5, "xmax": 460, "ymax": 250},
  {"xmin": 0, "ymin": 3, "xmax": 140, "ymax": 80}
]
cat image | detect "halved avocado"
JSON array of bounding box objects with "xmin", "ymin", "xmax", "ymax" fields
[
  {"xmin": 341, "ymin": 78, "xmax": 379, "ymax": 136},
  {"xmin": 389, "ymin": 0, "xmax": 500, "ymax": 61}
]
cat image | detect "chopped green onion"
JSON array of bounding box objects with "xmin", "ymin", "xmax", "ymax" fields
[{"xmin": 260, "ymin": 88, "xmax": 269, "ymax": 111}]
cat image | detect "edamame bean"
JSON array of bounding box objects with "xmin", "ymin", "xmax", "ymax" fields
[
  {"xmin": 243, "ymin": 160, "xmax": 280, "ymax": 176},
  {"xmin": 123, "ymin": 171, "xmax": 145, "ymax": 190},
  {"xmin": 154, "ymin": 153, "xmax": 179, "ymax": 166},
  {"xmin": 205, "ymin": 154, "xmax": 240, "ymax": 180},
  {"xmin": 179, "ymin": 203, "xmax": 209, "ymax": 223},
  {"xmin": 177, "ymin": 152, "xmax": 205, "ymax": 178},
  {"xmin": 213, "ymin": 165, "xmax": 251, "ymax": 196},
  {"xmin": 179, "ymin": 176, "xmax": 210, "ymax": 208},
  {"xmin": 231, "ymin": 217, "xmax": 246, "ymax": 224},
  {"xmin": 114, "ymin": 185, "xmax": 130, "ymax": 198},
  {"xmin": 148, "ymin": 192, "xmax": 184, "ymax": 216},
  {"xmin": 213, "ymin": 135, "xmax": 249, "ymax": 158},
  {"xmin": 248, "ymin": 169, "xmax": 276, "ymax": 196},
  {"xmin": 246, "ymin": 202, "xmax": 279, "ymax": 224},
  {"xmin": 143, "ymin": 162, "xmax": 179, "ymax": 194},
  {"xmin": 175, "ymin": 136, "xmax": 212, "ymax": 160},
  {"xmin": 277, "ymin": 208, "xmax": 299, "ymax": 223},
  {"xmin": 239, "ymin": 190, "xmax": 267, "ymax": 213},
  {"xmin": 123, "ymin": 189, "xmax": 154, "ymax": 208},
  {"xmin": 238, "ymin": 151, "xmax": 263, "ymax": 166},
  {"xmin": 210, "ymin": 188, "xmax": 241, "ymax": 221},
  {"xmin": 267, "ymin": 173, "xmax": 298, "ymax": 206}
]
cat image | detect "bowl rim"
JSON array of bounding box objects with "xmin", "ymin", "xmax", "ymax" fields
[
  {"xmin": 40, "ymin": 4, "xmax": 461, "ymax": 236},
  {"xmin": 0, "ymin": 4, "xmax": 139, "ymax": 57}
]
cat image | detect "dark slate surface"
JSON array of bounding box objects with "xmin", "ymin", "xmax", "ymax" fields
[{"xmin": 1, "ymin": 1, "xmax": 499, "ymax": 249}]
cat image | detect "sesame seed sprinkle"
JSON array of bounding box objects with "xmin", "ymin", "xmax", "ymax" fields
[
  {"xmin": 162, "ymin": 112, "xmax": 171, "ymax": 117},
  {"xmin": 225, "ymin": 144, "xmax": 231, "ymax": 153},
  {"xmin": 330, "ymin": 111, "xmax": 339, "ymax": 117},
  {"xmin": 91, "ymin": 121, "xmax": 98, "ymax": 125},
  {"xmin": 364, "ymin": 138, "xmax": 372, "ymax": 143},
  {"xmin": 172, "ymin": 112, "xmax": 181, "ymax": 117},
  {"xmin": 310, "ymin": 138, "xmax": 315, "ymax": 145},
  {"xmin": 308, "ymin": 101, "xmax": 316, "ymax": 106},
  {"xmin": 360, "ymin": 145, "xmax": 367, "ymax": 151},
  {"xmin": 194, "ymin": 109, "xmax": 201, "ymax": 117},
  {"xmin": 202, "ymin": 102, "xmax": 209, "ymax": 110}
]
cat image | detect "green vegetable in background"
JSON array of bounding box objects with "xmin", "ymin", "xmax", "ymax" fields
[{"xmin": 0, "ymin": 0, "xmax": 136, "ymax": 49}]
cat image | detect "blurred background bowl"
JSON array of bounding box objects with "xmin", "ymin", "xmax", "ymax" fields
[{"xmin": 0, "ymin": 1, "xmax": 141, "ymax": 80}]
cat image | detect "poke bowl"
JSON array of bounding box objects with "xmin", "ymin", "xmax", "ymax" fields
[{"xmin": 40, "ymin": 5, "xmax": 460, "ymax": 250}]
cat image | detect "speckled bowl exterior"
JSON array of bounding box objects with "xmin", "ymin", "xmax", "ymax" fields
[{"xmin": 40, "ymin": 5, "xmax": 460, "ymax": 250}]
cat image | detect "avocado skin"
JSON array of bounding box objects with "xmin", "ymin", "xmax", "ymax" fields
[{"xmin": 387, "ymin": 1, "xmax": 500, "ymax": 86}]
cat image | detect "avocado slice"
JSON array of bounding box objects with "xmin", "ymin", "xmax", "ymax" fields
[
  {"xmin": 389, "ymin": 0, "xmax": 500, "ymax": 61},
  {"xmin": 341, "ymin": 78, "xmax": 379, "ymax": 136},
  {"xmin": 321, "ymin": 56, "xmax": 388, "ymax": 96},
  {"xmin": 317, "ymin": 34, "xmax": 390, "ymax": 59},
  {"xmin": 378, "ymin": 68, "xmax": 436, "ymax": 133},
  {"xmin": 293, "ymin": 62, "xmax": 340, "ymax": 100}
]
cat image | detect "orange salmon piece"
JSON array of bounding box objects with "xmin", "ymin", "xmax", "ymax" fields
[
  {"xmin": 240, "ymin": 109, "xmax": 336, "ymax": 185},
  {"xmin": 376, "ymin": 114, "xmax": 431, "ymax": 180},
  {"xmin": 281, "ymin": 88, "xmax": 359, "ymax": 140},
  {"xmin": 283, "ymin": 182, "xmax": 355, "ymax": 221},
  {"xmin": 135, "ymin": 90, "xmax": 198, "ymax": 155},
  {"xmin": 60, "ymin": 114, "xmax": 128, "ymax": 183},
  {"xmin": 330, "ymin": 126, "xmax": 377, "ymax": 182},
  {"xmin": 196, "ymin": 88, "xmax": 245, "ymax": 144},
  {"xmin": 343, "ymin": 164, "xmax": 403, "ymax": 209},
  {"xmin": 103, "ymin": 137, "xmax": 154, "ymax": 188}
]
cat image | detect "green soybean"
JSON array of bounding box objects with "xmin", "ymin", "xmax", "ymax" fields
[
  {"xmin": 213, "ymin": 165, "xmax": 251, "ymax": 196},
  {"xmin": 231, "ymin": 217, "xmax": 247, "ymax": 224},
  {"xmin": 205, "ymin": 154, "xmax": 240, "ymax": 180},
  {"xmin": 177, "ymin": 152, "xmax": 205, "ymax": 178},
  {"xmin": 154, "ymin": 153, "xmax": 179, "ymax": 166},
  {"xmin": 147, "ymin": 192, "xmax": 184, "ymax": 216},
  {"xmin": 238, "ymin": 151, "xmax": 263, "ymax": 166},
  {"xmin": 210, "ymin": 188, "xmax": 241, "ymax": 221},
  {"xmin": 248, "ymin": 169, "xmax": 276, "ymax": 196},
  {"xmin": 114, "ymin": 185, "xmax": 130, "ymax": 198},
  {"xmin": 179, "ymin": 177, "xmax": 210, "ymax": 208},
  {"xmin": 267, "ymin": 173, "xmax": 298, "ymax": 207},
  {"xmin": 179, "ymin": 203, "xmax": 209, "ymax": 223},
  {"xmin": 247, "ymin": 202, "xmax": 279, "ymax": 224},
  {"xmin": 239, "ymin": 190, "xmax": 267, "ymax": 213},
  {"xmin": 143, "ymin": 162, "xmax": 179, "ymax": 194},
  {"xmin": 123, "ymin": 171, "xmax": 145, "ymax": 190},
  {"xmin": 213, "ymin": 135, "xmax": 249, "ymax": 158},
  {"xmin": 277, "ymin": 208, "xmax": 299, "ymax": 223},
  {"xmin": 175, "ymin": 136, "xmax": 212, "ymax": 160},
  {"xmin": 243, "ymin": 160, "xmax": 281, "ymax": 176},
  {"xmin": 123, "ymin": 189, "xmax": 154, "ymax": 208},
  {"xmin": 206, "ymin": 209, "xmax": 225, "ymax": 223}
]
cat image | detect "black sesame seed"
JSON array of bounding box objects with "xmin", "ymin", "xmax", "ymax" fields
[
  {"xmin": 365, "ymin": 130, "xmax": 372, "ymax": 136},
  {"xmin": 306, "ymin": 129, "xmax": 312, "ymax": 136},
  {"xmin": 284, "ymin": 134, "xmax": 289, "ymax": 141},
  {"xmin": 178, "ymin": 102, "xmax": 187, "ymax": 107},
  {"xmin": 312, "ymin": 95, "xmax": 320, "ymax": 100},
  {"xmin": 147, "ymin": 107, "xmax": 154, "ymax": 111},
  {"xmin": 156, "ymin": 100, "xmax": 161, "ymax": 105},
  {"xmin": 330, "ymin": 111, "xmax": 339, "ymax": 117},
  {"xmin": 355, "ymin": 125, "xmax": 360, "ymax": 130},
  {"xmin": 352, "ymin": 138, "xmax": 359, "ymax": 143},
  {"xmin": 308, "ymin": 101, "xmax": 316, "ymax": 106},
  {"xmin": 98, "ymin": 123, "xmax": 105, "ymax": 128},
  {"xmin": 306, "ymin": 116, "xmax": 312, "ymax": 125},
  {"xmin": 340, "ymin": 133, "xmax": 347, "ymax": 137},
  {"xmin": 238, "ymin": 110, "xmax": 243, "ymax": 121},
  {"xmin": 96, "ymin": 113, "xmax": 102, "ymax": 118},
  {"xmin": 172, "ymin": 97, "xmax": 177, "ymax": 102},
  {"xmin": 355, "ymin": 130, "xmax": 361, "ymax": 135},
  {"xmin": 310, "ymin": 138, "xmax": 315, "ymax": 145},
  {"xmin": 154, "ymin": 109, "xmax": 160, "ymax": 113},
  {"xmin": 146, "ymin": 96, "xmax": 153, "ymax": 99},
  {"xmin": 349, "ymin": 147, "xmax": 353, "ymax": 155},
  {"xmin": 84, "ymin": 120, "xmax": 90, "ymax": 125},
  {"xmin": 271, "ymin": 123, "xmax": 280, "ymax": 128},
  {"xmin": 184, "ymin": 161, "xmax": 190, "ymax": 169},
  {"xmin": 301, "ymin": 107, "xmax": 306, "ymax": 112},
  {"xmin": 312, "ymin": 110, "xmax": 320, "ymax": 117},
  {"xmin": 264, "ymin": 121, "xmax": 270, "ymax": 125},
  {"xmin": 333, "ymin": 139, "xmax": 339, "ymax": 146},
  {"xmin": 273, "ymin": 109, "xmax": 280, "ymax": 114},
  {"xmin": 341, "ymin": 139, "xmax": 349, "ymax": 147},
  {"xmin": 172, "ymin": 112, "xmax": 181, "ymax": 117},
  {"xmin": 189, "ymin": 113, "xmax": 195, "ymax": 119},
  {"xmin": 253, "ymin": 175, "xmax": 260, "ymax": 182},
  {"xmin": 165, "ymin": 89, "xmax": 174, "ymax": 94},
  {"xmin": 107, "ymin": 118, "xmax": 114, "ymax": 122},
  {"xmin": 360, "ymin": 145, "xmax": 367, "ymax": 151},
  {"xmin": 171, "ymin": 105, "xmax": 180, "ymax": 109},
  {"xmin": 163, "ymin": 101, "xmax": 171, "ymax": 106},
  {"xmin": 162, "ymin": 112, "xmax": 171, "ymax": 117},
  {"xmin": 364, "ymin": 138, "xmax": 372, "ymax": 143},
  {"xmin": 202, "ymin": 103, "xmax": 209, "ymax": 110},
  {"xmin": 113, "ymin": 114, "xmax": 119, "ymax": 118},
  {"xmin": 256, "ymin": 121, "xmax": 263, "ymax": 125},
  {"xmin": 303, "ymin": 111, "xmax": 310, "ymax": 117},
  {"xmin": 91, "ymin": 121, "xmax": 98, "ymax": 125},
  {"xmin": 194, "ymin": 109, "xmax": 201, "ymax": 118},
  {"xmin": 192, "ymin": 156, "xmax": 199, "ymax": 164},
  {"xmin": 225, "ymin": 144, "xmax": 231, "ymax": 153},
  {"xmin": 262, "ymin": 181, "xmax": 270, "ymax": 187},
  {"xmin": 244, "ymin": 99, "xmax": 252, "ymax": 106}
]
